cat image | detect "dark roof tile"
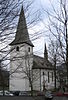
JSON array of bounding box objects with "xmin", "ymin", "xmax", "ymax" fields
[
  {"xmin": 10, "ymin": 6, "xmax": 34, "ymax": 47},
  {"xmin": 32, "ymin": 55, "xmax": 54, "ymax": 70}
]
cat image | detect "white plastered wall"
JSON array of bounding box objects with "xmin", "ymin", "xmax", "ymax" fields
[{"xmin": 9, "ymin": 43, "xmax": 33, "ymax": 91}]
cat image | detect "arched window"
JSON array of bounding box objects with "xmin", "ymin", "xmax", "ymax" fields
[
  {"xmin": 52, "ymin": 72, "xmax": 53, "ymax": 82},
  {"xmin": 48, "ymin": 72, "xmax": 50, "ymax": 83},
  {"xmin": 16, "ymin": 46, "xmax": 19, "ymax": 51},
  {"xmin": 28, "ymin": 47, "xmax": 30, "ymax": 52}
]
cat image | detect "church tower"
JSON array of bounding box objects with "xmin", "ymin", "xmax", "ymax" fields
[
  {"xmin": 9, "ymin": 6, "xmax": 34, "ymax": 92},
  {"xmin": 44, "ymin": 43, "xmax": 48, "ymax": 61}
]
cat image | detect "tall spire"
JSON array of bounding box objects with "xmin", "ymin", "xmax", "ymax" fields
[
  {"xmin": 44, "ymin": 43, "xmax": 48, "ymax": 60},
  {"xmin": 10, "ymin": 5, "xmax": 34, "ymax": 47}
]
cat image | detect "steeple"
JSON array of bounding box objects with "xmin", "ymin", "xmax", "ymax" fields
[
  {"xmin": 44, "ymin": 43, "xmax": 48, "ymax": 60},
  {"xmin": 10, "ymin": 6, "xmax": 34, "ymax": 47}
]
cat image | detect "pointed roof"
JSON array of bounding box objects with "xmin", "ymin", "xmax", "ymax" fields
[
  {"xmin": 44, "ymin": 43, "xmax": 48, "ymax": 60},
  {"xmin": 10, "ymin": 6, "xmax": 34, "ymax": 47}
]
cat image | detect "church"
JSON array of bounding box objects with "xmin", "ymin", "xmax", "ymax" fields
[{"xmin": 9, "ymin": 6, "xmax": 55, "ymax": 92}]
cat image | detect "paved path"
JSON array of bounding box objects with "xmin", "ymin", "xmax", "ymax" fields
[
  {"xmin": 53, "ymin": 96, "xmax": 68, "ymax": 100},
  {"xmin": 0, "ymin": 96, "xmax": 68, "ymax": 100},
  {"xmin": 0, "ymin": 96, "xmax": 44, "ymax": 100}
]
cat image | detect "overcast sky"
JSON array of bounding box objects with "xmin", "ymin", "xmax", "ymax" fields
[
  {"xmin": 30, "ymin": 0, "xmax": 66, "ymax": 57},
  {"xmin": 0, "ymin": 0, "xmax": 59, "ymax": 58},
  {"xmin": 29, "ymin": 0, "xmax": 58, "ymax": 57}
]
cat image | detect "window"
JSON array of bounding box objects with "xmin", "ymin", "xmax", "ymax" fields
[
  {"xmin": 52, "ymin": 72, "xmax": 53, "ymax": 82},
  {"xmin": 16, "ymin": 46, "xmax": 19, "ymax": 51},
  {"xmin": 48, "ymin": 72, "xmax": 50, "ymax": 83},
  {"xmin": 28, "ymin": 47, "xmax": 30, "ymax": 52}
]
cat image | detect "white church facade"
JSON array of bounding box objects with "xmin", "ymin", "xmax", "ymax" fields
[{"xmin": 9, "ymin": 6, "xmax": 57, "ymax": 92}]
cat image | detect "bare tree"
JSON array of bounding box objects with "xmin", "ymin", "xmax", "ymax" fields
[
  {"xmin": 41, "ymin": 0, "xmax": 68, "ymax": 91},
  {"xmin": 48, "ymin": 40, "xmax": 58, "ymax": 90},
  {"xmin": 0, "ymin": 0, "xmax": 41, "ymax": 95},
  {"xmin": 48, "ymin": 38, "xmax": 66, "ymax": 90},
  {"xmin": 0, "ymin": 0, "xmax": 23, "ymax": 94}
]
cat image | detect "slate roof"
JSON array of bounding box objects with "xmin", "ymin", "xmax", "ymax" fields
[
  {"xmin": 10, "ymin": 6, "xmax": 34, "ymax": 47},
  {"xmin": 32, "ymin": 55, "xmax": 54, "ymax": 70}
]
